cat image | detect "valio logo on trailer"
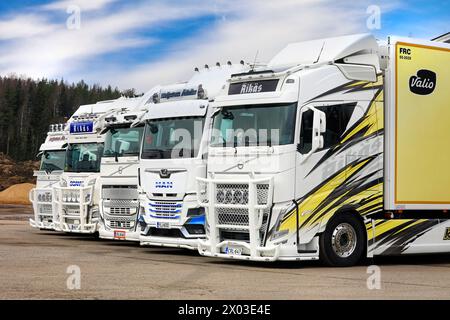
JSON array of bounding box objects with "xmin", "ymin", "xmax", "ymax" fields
[{"xmin": 409, "ymin": 69, "xmax": 436, "ymax": 95}]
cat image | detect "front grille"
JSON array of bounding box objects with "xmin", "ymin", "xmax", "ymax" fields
[
  {"xmin": 216, "ymin": 184, "xmax": 249, "ymax": 205},
  {"xmin": 217, "ymin": 208, "xmax": 249, "ymax": 226},
  {"xmin": 148, "ymin": 227, "xmax": 184, "ymax": 238},
  {"xmin": 109, "ymin": 220, "xmax": 133, "ymax": 229},
  {"xmin": 110, "ymin": 207, "xmax": 131, "ymax": 215},
  {"xmin": 256, "ymin": 184, "xmax": 269, "ymax": 205},
  {"xmin": 104, "ymin": 199, "xmax": 139, "ymax": 207},
  {"xmin": 38, "ymin": 204, "xmax": 53, "ymax": 215},
  {"xmin": 220, "ymin": 230, "xmax": 250, "ymax": 242},
  {"xmin": 105, "ymin": 213, "xmax": 136, "ymax": 230},
  {"xmin": 149, "ymin": 201, "xmax": 182, "ymax": 218}
]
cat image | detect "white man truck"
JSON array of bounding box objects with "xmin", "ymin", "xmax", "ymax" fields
[
  {"xmin": 97, "ymin": 90, "xmax": 159, "ymax": 241},
  {"xmin": 138, "ymin": 63, "xmax": 247, "ymax": 249},
  {"xmin": 53, "ymin": 97, "xmax": 141, "ymax": 233},
  {"xmin": 197, "ymin": 34, "xmax": 450, "ymax": 266},
  {"xmin": 29, "ymin": 123, "xmax": 67, "ymax": 230}
]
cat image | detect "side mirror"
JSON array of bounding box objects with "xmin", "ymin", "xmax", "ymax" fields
[{"xmin": 312, "ymin": 107, "xmax": 326, "ymax": 151}]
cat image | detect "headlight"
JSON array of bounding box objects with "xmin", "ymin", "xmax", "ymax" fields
[
  {"xmin": 224, "ymin": 190, "xmax": 233, "ymax": 204},
  {"xmin": 216, "ymin": 190, "xmax": 225, "ymax": 203},
  {"xmin": 233, "ymin": 190, "xmax": 243, "ymax": 204}
]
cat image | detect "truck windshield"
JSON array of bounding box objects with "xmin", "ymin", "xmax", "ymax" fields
[
  {"xmin": 141, "ymin": 117, "xmax": 205, "ymax": 159},
  {"xmin": 40, "ymin": 150, "xmax": 66, "ymax": 172},
  {"xmin": 211, "ymin": 103, "xmax": 297, "ymax": 147},
  {"xmin": 103, "ymin": 126, "xmax": 143, "ymax": 158},
  {"xmin": 65, "ymin": 143, "xmax": 104, "ymax": 173}
]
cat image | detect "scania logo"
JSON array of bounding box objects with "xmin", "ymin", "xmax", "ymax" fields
[{"xmin": 409, "ymin": 69, "xmax": 436, "ymax": 95}]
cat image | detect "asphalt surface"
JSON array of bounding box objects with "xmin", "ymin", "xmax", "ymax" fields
[{"xmin": 1, "ymin": 204, "xmax": 450, "ymax": 300}]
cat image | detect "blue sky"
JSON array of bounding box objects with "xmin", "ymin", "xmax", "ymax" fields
[{"xmin": 0, "ymin": 0, "xmax": 448, "ymax": 91}]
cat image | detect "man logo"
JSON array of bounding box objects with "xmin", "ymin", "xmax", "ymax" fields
[
  {"xmin": 444, "ymin": 228, "xmax": 450, "ymax": 241},
  {"xmin": 409, "ymin": 69, "xmax": 436, "ymax": 95}
]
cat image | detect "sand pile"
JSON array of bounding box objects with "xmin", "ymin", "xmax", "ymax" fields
[{"xmin": 0, "ymin": 183, "xmax": 35, "ymax": 205}]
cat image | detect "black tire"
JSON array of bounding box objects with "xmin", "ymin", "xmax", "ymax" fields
[{"xmin": 319, "ymin": 213, "xmax": 366, "ymax": 267}]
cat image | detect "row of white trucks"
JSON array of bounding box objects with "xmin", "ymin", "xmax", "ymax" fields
[{"xmin": 30, "ymin": 34, "xmax": 450, "ymax": 266}]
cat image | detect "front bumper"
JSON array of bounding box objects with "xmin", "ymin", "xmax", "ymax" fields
[
  {"xmin": 99, "ymin": 198, "xmax": 140, "ymax": 241},
  {"xmin": 140, "ymin": 234, "xmax": 200, "ymax": 250},
  {"xmin": 99, "ymin": 227, "xmax": 140, "ymax": 241},
  {"xmin": 196, "ymin": 175, "xmax": 279, "ymax": 261},
  {"xmin": 29, "ymin": 218, "xmax": 54, "ymax": 230}
]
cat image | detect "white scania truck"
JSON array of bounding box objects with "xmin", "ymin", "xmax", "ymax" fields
[
  {"xmin": 197, "ymin": 34, "xmax": 450, "ymax": 266},
  {"xmin": 29, "ymin": 123, "xmax": 67, "ymax": 230},
  {"xmin": 138, "ymin": 63, "xmax": 247, "ymax": 249},
  {"xmin": 97, "ymin": 89, "xmax": 160, "ymax": 241},
  {"xmin": 53, "ymin": 97, "xmax": 141, "ymax": 233}
]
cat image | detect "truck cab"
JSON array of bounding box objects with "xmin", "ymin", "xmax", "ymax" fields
[
  {"xmin": 138, "ymin": 63, "xmax": 247, "ymax": 249},
  {"xmin": 53, "ymin": 98, "xmax": 140, "ymax": 233},
  {"xmin": 29, "ymin": 123, "xmax": 67, "ymax": 230},
  {"xmin": 197, "ymin": 34, "xmax": 385, "ymax": 263},
  {"xmin": 97, "ymin": 90, "xmax": 158, "ymax": 241}
]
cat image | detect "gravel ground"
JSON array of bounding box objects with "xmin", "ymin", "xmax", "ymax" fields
[{"xmin": 1, "ymin": 205, "xmax": 450, "ymax": 300}]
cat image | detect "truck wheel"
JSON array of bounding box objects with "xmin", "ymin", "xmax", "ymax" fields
[{"xmin": 319, "ymin": 214, "xmax": 366, "ymax": 267}]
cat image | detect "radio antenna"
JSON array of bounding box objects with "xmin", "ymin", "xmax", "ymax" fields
[{"xmin": 251, "ymin": 50, "xmax": 259, "ymax": 71}]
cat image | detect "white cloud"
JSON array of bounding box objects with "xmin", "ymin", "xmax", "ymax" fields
[
  {"xmin": 0, "ymin": 1, "xmax": 223, "ymax": 79},
  {"xmin": 106, "ymin": 0, "xmax": 395, "ymax": 91},
  {"xmin": 0, "ymin": 15, "xmax": 56, "ymax": 40},
  {"xmin": 41, "ymin": 0, "xmax": 118, "ymax": 12}
]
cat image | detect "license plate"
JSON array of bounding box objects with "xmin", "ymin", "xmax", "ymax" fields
[
  {"xmin": 157, "ymin": 222, "xmax": 170, "ymax": 229},
  {"xmin": 69, "ymin": 224, "xmax": 77, "ymax": 230},
  {"xmin": 225, "ymin": 246, "xmax": 242, "ymax": 256},
  {"xmin": 114, "ymin": 230, "xmax": 126, "ymax": 240}
]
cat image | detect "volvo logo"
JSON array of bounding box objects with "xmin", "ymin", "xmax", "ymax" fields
[
  {"xmin": 237, "ymin": 162, "xmax": 244, "ymax": 170},
  {"xmin": 118, "ymin": 166, "xmax": 123, "ymax": 174}
]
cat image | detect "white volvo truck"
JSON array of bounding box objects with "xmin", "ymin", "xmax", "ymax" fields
[
  {"xmin": 53, "ymin": 97, "xmax": 141, "ymax": 233},
  {"xmin": 138, "ymin": 63, "xmax": 247, "ymax": 249},
  {"xmin": 97, "ymin": 89, "xmax": 160, "ymax": 241},
  {"xmin": 197, "ymin": 34, "xmax": 450, "ymax": 266},
  {"xmin": 29, "ymin": 123, "xmax": 67, "ymax": 230}
]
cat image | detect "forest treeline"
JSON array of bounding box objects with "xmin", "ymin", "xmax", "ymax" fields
[{"xmin": 0, "ymin": 76, "xmax": 137, "ymax": 161}]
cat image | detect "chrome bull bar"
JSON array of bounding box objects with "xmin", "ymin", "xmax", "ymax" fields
[
  {"xmin": 29, "ymin": 187, "xmax": 56, "ymax": 229},
  {"xmin": 196, "ymin": 175, "xmax": 275, "ymax": 260},
  {"xmin": 53, "ymin": 185, "xmax": 95, "ymax": 232}
]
